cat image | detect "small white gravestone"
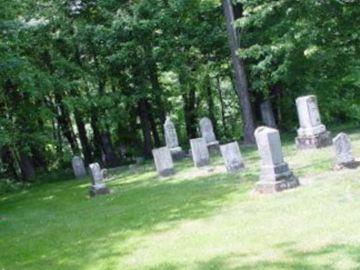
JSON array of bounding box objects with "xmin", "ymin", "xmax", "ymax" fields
[
  {"xmin": 255, "ymin": 126, "xmax": 299, "ymax": 193},
  {"xmin": 260, "ymin": 100, "xmax": 277, "ymax": 128},
  {"xmin": 220, "ymin": 142, "xmax": 245, "ymax": 172},
  {"xmin": 72, "ymin": 156, "xmax": 87, "ymax": 179},
  {"xmin": 164, "ymin": 116, "xmax": 185, "ymax": 160},
  {"xmin": 152, "ymin": 147, "xmax": 175, "ymax": 177},
  {"xmin": 190, "ymin": 138, "xmax": 210, "ymax": 167},
  {"xmin": 89, "ymin": 163, "xmax": 110, "ymax": 197},
  {"xmin": 199, "ymin": 117, "xmax": 219, "ymax": 153},
  {"xmin": 295, "ymin": 95, "xmax": 331, "ymax": 149},
  {"xmin": 333, "ymin": 133, "xmax": 359, "ymax": 169}
]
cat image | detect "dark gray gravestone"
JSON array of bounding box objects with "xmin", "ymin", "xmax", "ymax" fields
[
  {"xmin": 333, "ymin": 133, "xmax": 359, "ymax": 169},
  {"xmin": 72, "ymin": 156, "xmax": 87, "ymax": 179},
  {"xmin": 260, "ymin": 100, "xmax": 277, "ymax": 128}
]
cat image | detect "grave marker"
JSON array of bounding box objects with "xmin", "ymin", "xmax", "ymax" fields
[
  {"xmin": 255, "ymin": 126, "xmax": 299, "ymax": 193},
  {"xmin": 152, "ymin": 147, "xmax": 175, "ymax": 177},
  {"xmin": 295, "ymin": 95, "xmax": 331, "ymax": 149},
  {"xmin": 220, "ymin": 142, "xmax": 245, "ymax": 172}
]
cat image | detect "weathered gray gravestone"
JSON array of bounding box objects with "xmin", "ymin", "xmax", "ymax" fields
[
  {"xmin": 89, "ymin": 163, "xmax": 110, "ymax": 197},
  {"xmin": 333, "ymin": 133, "xmax": 359, "ymax": 170},
  {"xmin": 260, "ymin": 100, "xmax": 277, "ymax": 128},
  {"xmin": 199, "ymin": 117, "xmax": 219, "ymax": 153},
  {"xmin": 164, "ymin": 116, "xmax": 185, "ymax": 160},
  {"xmin": 295, "ymin": 95, "xmax": 332, "ymax": 149},
  {"xmin": 190, "ymin": 138, "xmax": 210, "ymax": 167},
  {"xmin": 152, "ymin": 147, "xmax": 175, "ymax": 177},
  {"xmin": 72, "ymin": 156, "xmax": 87, "ymax": 179},
  {"xmin": 255, "ymin": 126, "xmax": 300, "ymax": 193},
  {"xmin": 220, "ymin": 142, "xmax": 245, "ymax": 172}
]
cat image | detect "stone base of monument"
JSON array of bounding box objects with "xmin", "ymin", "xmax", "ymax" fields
[
  {"xmin": 89, "ymin": 184, "xmax": 110, "ymax": 197},
  {"xmin": 334, "ymin": 160, "xmax": 360, "ymax": 170},
  {"xmin": 195, "ymin": 159, "xmax": 210, "ymax": 168},
  {"xmin": 296, "ymin": 131, "xmax": 332, "ymax": 150},
  {"xmin": 207, "ymin": 141, "xmax": 220, "ymax": 155},
  {"xmin": 159, "ymin": 168, "xmax": 175, "ymax": 177},
  {"xmin": 255, "ymin": 164, "xmax": 300, "ymax": 194},
  {"xmin": 170, "ymin": 147, "xmax": 186, "ymax": 161},
  {"xmin": 226, "ymin": 162, "xmax": 245, "ymax": 173}
]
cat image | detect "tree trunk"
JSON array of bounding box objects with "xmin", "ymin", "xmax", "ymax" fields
[
  {"xmin": 54, "ymin": 94, "xmax": 79, "ymax": 153},
  {"xmin": 223, "ymin": 0, "xmax": 256, "ymax": 144},
  {"xmin": 179, "ymin": 72, "xmax": 197, "ymax": 139},
  {"xmin": 147, "ymin": 101, "xmax": 161, "ymax": 147},
  {"xmin": 206, "ymin": 75, "xmax": 218, "ymax": 137},
  {"xmin": 31, "ymin": 147, "xmax": 47, "ymax": 170},
  {"xmin": 137, "ymin": 99, "xmax": 153, "ymax": 157},
  {"xmin": 100, "ymin": 132, "xmax": 119, "ymax": 167},
  {"xmin": 1, "ymin": 146, "xmax": 19, "ymax": 180},
  {"xmin": 90, "ymin": 111, "xmax": 103, "ymax": 162},
  {"xmin": 74, "ymin": 110, "xmax": 93, "ymax": 165},
  {"xmin": 215, "ymin": 76, "xmax": 228, "ymax": 136},
  {"xmin": 19, "ymin": 153, "xmax": 35, "ymax": 181},
  {"xmin": 146, "ymin": 52, "xmax": 167, "ymax": 124}
]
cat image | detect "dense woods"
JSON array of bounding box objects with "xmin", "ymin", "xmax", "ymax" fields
[{"xmin": 0, "ymin": 0, "xmax": 359, "ymax": 182}]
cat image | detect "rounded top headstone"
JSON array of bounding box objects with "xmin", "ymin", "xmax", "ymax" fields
[
  {"xmin": 200, "ymin": 117, "xmax": 211, "ymax": 125},
  {"xmin": 89, "ymin": 162, "xmax": 100, "ymax": 171},
  {"xmin": 333, "ymin": 132, "xmax": 347, "ymax": 141},
  {"xmin": 255, "ymin": 126, "xmax": 277, "ymax": 136},
  {"xmin": 296, "ymin": 95, "xmax": 316, "ymax": 103}
]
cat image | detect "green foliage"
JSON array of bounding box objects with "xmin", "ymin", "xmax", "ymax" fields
[
  {"xmin": 0, "ymin": 0, "xmax": 358, "ymax": 181},
  {"xmin": 237, "ymin": 0, "xmax": 360, "ymax": 124}
]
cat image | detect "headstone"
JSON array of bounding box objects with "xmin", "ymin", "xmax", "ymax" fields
[
  {"xmin": 89, "ymin": 163, "xmax": 110, "ymax": 197},
  {"xmin": 72, "ymin": 156, "xmax": 87, "ymax": 179},
  {"xmin": 190, "ymin": 138, "xmax": 210, "ymax": 167},
  {"xmin": 199, "ymin": 117, "xmax": 219, "ymax": 153},
  {"xmin": 333, "ymin": 133, "xmax": 359, "ymax": 169},
  {"xmin": 255, "ymin": 126, "xmax": 299, "ymax": 193},
  {"xmin": 220, "ymin": 142, "xmax": 245, "ymax": 172},
  {"xmin": 295, "ymin": 95, "xmax": 332, "ymax": 149},
  {"xmin": 260, "ymin": 100, "xmax": 277, "ymax": 128},
  {"xmin": 164, "ymin": 117, "xmax": 185, "ymax": 160},
  {"xmin": 152, "ymin": 147, "xmax": 175, "ymax": 177}
]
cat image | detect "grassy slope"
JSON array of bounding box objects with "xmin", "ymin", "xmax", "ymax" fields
[{"xmin": 1, "ymin": 128, "xmax": 360, "ymax": 270}]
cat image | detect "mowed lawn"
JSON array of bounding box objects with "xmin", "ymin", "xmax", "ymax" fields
[{"xmin": 1, "ymin": 128, "xmax": 360, "ymax": 270}]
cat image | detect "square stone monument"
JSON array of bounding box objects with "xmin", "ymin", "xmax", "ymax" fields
[
  {"xmin": 89, "ymin": 163, "xmax": 110, "ymax": 197},
  {"xmin": 199, "ymin": 117, "xmax": 220, "ymax": 153},
  {"xmin": 220, "ymin": 142, "xmax": 245, "ymax": 172},
  {"xmin": 152, "ymin": 147, "xmax": 175, "ymax": 177},
  {"xmin": 255, "ymin": 126, "xmax": 300, "ymax": 193},
  {"xmin": 260, "ymin": 100, "xmax": 277, "ymax": 128},
  {"xmin": 72, "ymin": 156, "xmax": 87, "ymax": 179},
  {"xmin": 333, "ymin": 133, "xmax": 359, "ymax": 170},
  {"xmin": 164, "ymin": 116, "xmax": 185, "ymax": 160},
  {"xmin": 190, "ymin": 138, "xmax": 210, "ymax": 167},
  {"xmin": 295, "ymin": 95, "xmax": 332, "ymax": 149}
]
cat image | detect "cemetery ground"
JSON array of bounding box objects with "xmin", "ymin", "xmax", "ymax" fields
[{"xmin": 1, "ymin": 127, "xmax": 360, "ymax": 270}]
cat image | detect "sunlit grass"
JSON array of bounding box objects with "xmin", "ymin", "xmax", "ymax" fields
[{"xmin": 0, "ymin": 128, "xmax": 360, "ymax": 269}]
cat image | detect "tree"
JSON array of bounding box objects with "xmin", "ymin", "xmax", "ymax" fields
[{"xmin": 223, "ymin": 0, "xmax": 256, "ymax": 144}]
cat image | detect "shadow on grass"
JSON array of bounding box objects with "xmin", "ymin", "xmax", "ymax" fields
[
  {"xmin": 146, "ymin": 243, "xmax": 360, "ymax": 270},
  {"xmin": 0, "ymin": 167, "xmax": 251, "ymax": 270}
]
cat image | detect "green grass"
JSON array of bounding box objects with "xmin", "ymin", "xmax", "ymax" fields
[{"xmin": 1, "ymin": 128, "xmax": 360, "ymax": 270}]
